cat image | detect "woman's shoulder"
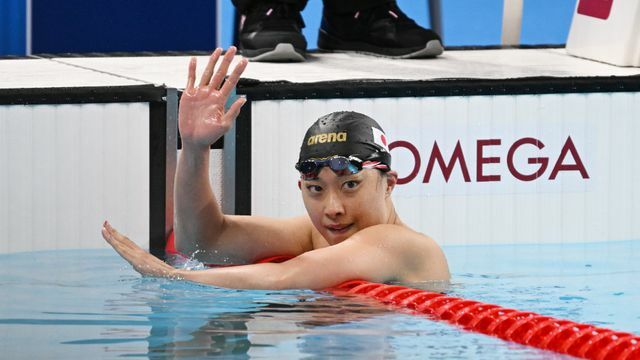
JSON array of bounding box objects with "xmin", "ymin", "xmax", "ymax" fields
[
  {"xmin": 346, "ymin": 224, "xmax": 435, "ymax": 251},
  {"xmin": 357, "ymin": 223, "xmax": 433, "ymax": 240}
]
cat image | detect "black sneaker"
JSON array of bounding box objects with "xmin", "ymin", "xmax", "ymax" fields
[
  {"xmin": 238, "ymin": 2, "xmax": 307, "ymax": 62},
  {"xmin": 318, "ymin": 2, "xmax": 443, "ymax": 59}
]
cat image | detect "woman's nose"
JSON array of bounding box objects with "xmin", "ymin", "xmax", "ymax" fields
[{"xmin": 324, "ymin": 191, "xmax": 345, "ymax": 218}]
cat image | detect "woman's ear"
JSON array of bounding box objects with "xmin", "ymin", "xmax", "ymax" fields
[
  {"xmin": 298, "ymin": 179, "xmax": 302, "ymax": 190},
  {"xmin": 385, "ymin": 171, "xmax": 398, "ymax": 197}
]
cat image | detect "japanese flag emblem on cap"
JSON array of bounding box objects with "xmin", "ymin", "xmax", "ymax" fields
[{"xmin": 371, "ymin": 127, "xmax": 389, "ymax": 152}]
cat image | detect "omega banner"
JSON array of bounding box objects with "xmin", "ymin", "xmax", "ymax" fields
[{"xmin": 251, "ymin": 93, "xmax": 640, "ymax": 245}]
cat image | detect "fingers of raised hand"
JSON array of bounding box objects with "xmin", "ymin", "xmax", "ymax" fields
[
  {"xmin": 221, "ymin": 96, "xmax": 247, "ymax": 126},
  {"xmin": 220, "ymin": 58, "xmax": 248, "ymax": 98},
  {"xmin": 210, "ymin": 46, "xmax": 237, "ymax": 90},
  {"xmin": 186, "ymin": 57, "xmax": 197, "ymax": 93},
  {"xmin": 199, "ymin": 48, "xmax": 222, "ymax": 87}
]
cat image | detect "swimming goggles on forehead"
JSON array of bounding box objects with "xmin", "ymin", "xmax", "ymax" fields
[{"xmin": 295, "ymin": 154, "xmax": 389, "ymax": 180}]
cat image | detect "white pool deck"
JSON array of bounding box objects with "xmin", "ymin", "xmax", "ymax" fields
[{"xmin": 2, "ymin": 48, "xmax": 640, "ymax": 89}]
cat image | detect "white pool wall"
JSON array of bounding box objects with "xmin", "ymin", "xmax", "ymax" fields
[
  {"xmin": 0, "ymin": 103, "xmax": 150, "ymax": 252},
  {"xmin": 251, "ymin": 93, "xmax": 640, "ymax": 246}
]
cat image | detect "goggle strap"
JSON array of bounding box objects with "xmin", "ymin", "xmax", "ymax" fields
[
  {"xmin": 362, "ymin": 160, "xmax": 389, "ymax": 171},
  {"xmin": 296, "ymin": 154, "xmax": 389, "ymax": 179}
]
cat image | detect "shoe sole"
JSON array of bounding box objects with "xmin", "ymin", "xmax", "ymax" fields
[
  {"xmin": 242, "ymin": 43, "xmax": 306, "ymax": 62},
  {"xmin": 395, "ymin": 40, "xmax": 444, "ymax": 59},
  {"xmin": 318, "ymin": 29, "xmax": 444, "ymax": 59}
]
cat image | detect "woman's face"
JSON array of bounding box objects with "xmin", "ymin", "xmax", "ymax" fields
[{"xmin": 300, "ymin": 168, "xmax": 394, "ymax": 245}]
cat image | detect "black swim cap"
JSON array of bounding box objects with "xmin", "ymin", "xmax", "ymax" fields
[{"xmin": 297, "ymin": 111, "xmax": 391, "ymax": 168}]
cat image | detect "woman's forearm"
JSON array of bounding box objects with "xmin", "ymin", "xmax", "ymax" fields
[
  {"xmin": 175, "ymin": 263, "xmax": 287, "ymax": 290},
  {"xmin": 173, "ymin": 144, "xmax": 225, "ymax": 255}
]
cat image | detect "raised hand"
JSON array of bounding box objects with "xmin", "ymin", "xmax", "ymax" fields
[{"xmin": 178, "ymin": 46, "xmax": 248, "ymax": 150}]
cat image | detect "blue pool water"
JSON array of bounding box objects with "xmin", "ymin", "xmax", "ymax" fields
[{"xmin": 0, "ymin": 241, "xmax": 638, "ymax": 359}]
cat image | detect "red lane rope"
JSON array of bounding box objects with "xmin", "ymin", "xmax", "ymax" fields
[
  {"xmin": 165, "ymin": 233, "xmax": 639, "ymax": 359},
  {"xmin": 327, "ymin": 280, "xmax": 640, "ymax": 360}
]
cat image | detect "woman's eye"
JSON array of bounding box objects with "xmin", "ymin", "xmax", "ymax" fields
[
  {"xmin": 306, "ymin": 185, "xmax": 323, "ymax": 193},
  {"xmin": 343, "ymin": 181, "xmax": 359, "ymax": 190}
]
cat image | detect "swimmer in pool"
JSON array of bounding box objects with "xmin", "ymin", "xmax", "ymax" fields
[{"xmin": 102, "ymin": 46, "xmax": 450, "ymax": 289}]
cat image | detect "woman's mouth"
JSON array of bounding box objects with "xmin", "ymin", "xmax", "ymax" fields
[{"xmin": 325, "ymin": 224, "xmax": 353, "ymax": 235}]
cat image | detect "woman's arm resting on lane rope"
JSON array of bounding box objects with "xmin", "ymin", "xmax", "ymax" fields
[{"xmin": 103, "ymin": 222, "xmax": 448, "ymax": 289}]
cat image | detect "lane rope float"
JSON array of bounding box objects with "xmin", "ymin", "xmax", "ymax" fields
[{"xmin": 327, "ymin": 280, "xmax": 640, "ymax": 360}]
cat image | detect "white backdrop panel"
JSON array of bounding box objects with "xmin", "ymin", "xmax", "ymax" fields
[
  {"xmin": 0, "ymin": 103, "xmax": 149, "ymax": 253},
  {"xmin": 251, "ymin": 93, "xmax": 639, "ymax": 245}
]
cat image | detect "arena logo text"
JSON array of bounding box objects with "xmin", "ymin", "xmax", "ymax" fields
[{"xmin": 389, "ymin": 136, "xmax": 589, "ymax": 185}]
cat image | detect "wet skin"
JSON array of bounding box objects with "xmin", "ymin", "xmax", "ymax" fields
[
  {"xmin": 300, "ymin": 167, "xmax": 401, "ymax": 247},
  {"xmin": 102, "ymin": 46, "xmax": 450, "ymax": 289}
]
